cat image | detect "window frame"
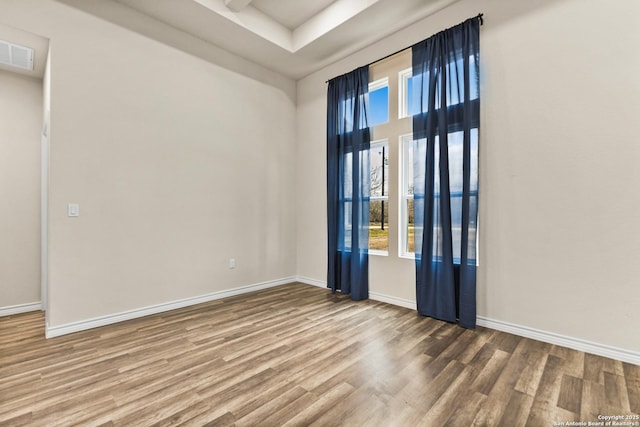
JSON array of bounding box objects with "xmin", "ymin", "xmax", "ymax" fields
[
  {"xmin": 399, "ymin": 132, "xmax": 481, "ymax": 265},
  {"xmin": 368, "ymin": 77, "xmax": 390, "ymax": 127},
  {"xmin": 369, "ymin": 138, "xmax": 389, "ymax": 256},
  {"xmin": 399, "ymin": 133, "xmax": 415, "ymax": 259},
  {"xmin": 398, "ymin": 67, "xmax": 413, "ymax": 119}
]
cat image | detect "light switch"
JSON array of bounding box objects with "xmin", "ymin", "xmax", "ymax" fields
[{"xmin": 68, "ymin": 203, "xmax": 80, "ymax": 217}]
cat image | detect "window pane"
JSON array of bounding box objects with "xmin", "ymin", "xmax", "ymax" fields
[
  {"xmin": 407, "ymin": 76, "xmax": 423, "ymax": 117},
  {"xmin": 369, "ymin": 200, "xmax": 389, "ymax": 252},
  {"xmin": 343, "ymin": 152, "xmax": 352, "ymax": 199},
  {"xmin": 401, "ymin": 135, "xmax": 416, "ymax": 255},
  {"xmin": 405, "ymin": 198, "xmax": 415, "ymax": 254},
  {"xmin": 340, "ymin": 97, "xmax": 352, "ymax": 132},
  {"xmin": 370, "ymin": 144, "xmax": 388, "ymax": 198},
  {"xmin": 337, "ymin": 91, "xmax": 369, "ymax": 132},
  {"xmin": 402, "ymin": 55, "xmax": 477, "ymax": 118},
  {"xmin": 342, "ymin": 201, "xmax": 352, "ymax": 250},
  {"xmin": 408, "ymin": 130, "xmax": 478, "ymax": 262},
  {"xmin": 403, "ymin": 137, "xmax": 414, "ymax": 196},
  {"xmin": 370, "ymin": 140, "xmax": 389, "ymax": 253},
  {"xmin": 447, "ymin": 132, "xmax": 477, "ymax": 202},
  {"xmin": 369, "ymin": 86, "xmax": 389, "ymax": 126}
]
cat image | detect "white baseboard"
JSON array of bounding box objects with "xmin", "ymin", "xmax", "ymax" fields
[
  {"xmin": 42, "ymin": 274, "xmax": 640, "ymax": 365},
  {"xmin": 476, "ymin": 316, "xmax": 640, "ymax": 366},
  {"xmin": 0, "ymin": 302, "xmax": 42, "ymax": 317},
  {"xmin": 296, "ymin": 276, "xmax": 327, "ymax": 289},
  {"xmin": 296, "ymin": 275, "xmax": 639, "ymax": 365},
  {"xmin": 369, "ymin": 292, "xmax": 417, "ymax": 310},
  {"xmin": 296, "ymin": 276, "xmax": 417, "ymax": 310},
  {"xmin": 45, "ymin": 277, "xmax": 296, "ymax": 338}
]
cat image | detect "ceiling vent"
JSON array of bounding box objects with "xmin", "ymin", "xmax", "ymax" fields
[{"xmin": 0, "ymin": 40, "xmax": 34, "ymax": 71}]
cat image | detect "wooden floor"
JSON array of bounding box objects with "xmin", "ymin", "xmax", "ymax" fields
[{"xmin": 1, "ymin": 283, "xmax": 638, "ymax": 426}]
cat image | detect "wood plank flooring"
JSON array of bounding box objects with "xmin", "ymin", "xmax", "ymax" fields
[{"xmin": 0, "ymin": 283, "xmax": 638, "ymax": 426}]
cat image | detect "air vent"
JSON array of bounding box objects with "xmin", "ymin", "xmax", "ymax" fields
[{"xmin": 0, "ymin": 40, "xmax": 34, "ymax": 71}]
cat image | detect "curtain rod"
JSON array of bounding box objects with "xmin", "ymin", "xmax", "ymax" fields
[{"xmin": 325, "ymin": 13, "xmax": 483, "ymax": 84}]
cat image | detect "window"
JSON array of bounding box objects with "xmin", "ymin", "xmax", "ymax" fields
[
  {"xmin": 400, "ymin": 134, "xmax": 414, "ymax": 256},
  {"xmin": 365, "ymin": 51, "xmax": 412, "ymax": 255},
  {"xmin": 398, "ymin": 68, "xmax": 416, "ymax": 118},
  {"xmin": 367, "ymin": 77, "xmax": 390, "ymax": 253},
  {"xmin": 369, "ymin": 140, "xmax": 389, "ymax": 253},
  {"xmin": 338, "ymin": 92, "xmax": 368, "ymax": 132},
  {"xmin": 368, "ymin": 77, "xmax": 389, "ymax": 127},
  {"xmin": 399, "ymin": 52, "xmax": 479, "ymax": 260},
  {"xmin": 341, "ymin": 151, "xmax": 353, "ymax": 251},
  {"xmin": 400, "ymin": 130, "xmax": 479, "ymax": 262},
  {"xmin": 399, "ymin": 55, "xmax": 479, "ymax": 119},
  {"xmin": 335, "ymin": 77, "xmax": 390, "ymax": 254}
]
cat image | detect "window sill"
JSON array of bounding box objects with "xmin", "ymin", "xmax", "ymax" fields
[
  {"xmin": 369, "ymin": 250, "xmax": 389, "ymax": 257},
  {"xmin": 397, "ymin": 255, "xmax": 480, "ymax": 267}
]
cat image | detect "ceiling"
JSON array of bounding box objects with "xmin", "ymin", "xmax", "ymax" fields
[
  {"xmin": 64, "ymin": 0, "xmax": 461, "ymax": 80},
  {"xmin": 251, "ymin": 0, "xmax": 337, "ymax": 30},
  {"xmin": 0, "ymin": 0, "xmax": 461, "ymax": 80}
]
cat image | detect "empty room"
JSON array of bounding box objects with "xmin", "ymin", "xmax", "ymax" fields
[{"xmin": 0, "ymin": 0, "xmax": 638, "ymax": 425}]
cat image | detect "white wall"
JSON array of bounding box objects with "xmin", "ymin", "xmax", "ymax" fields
[
  {"xmin": 0, "ymin": 70, "xmax": 42, "ymax": 309},
  {"xmin": 0, "ymin": 0, "xmax": 297, "ymax": 328},
  {"xmin": 2, "ymin": 0, "xmax": 638, "ymax": 356},
  {"xmin": 296, "ymin": 0, "xmax": 640, "ymax": 353}
]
